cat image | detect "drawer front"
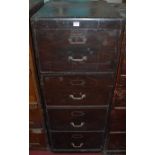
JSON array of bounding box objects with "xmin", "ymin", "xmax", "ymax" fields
[
  {"xmin": 29, "ymin": 129, "xmax": 47, "ymax": 149},
  {"xmin": 50, "ymin": 132, "xmax": 104, "ymax": 150},
  {"xmin": 36, "ymin": 29, "xmax": 119, "ymax": 72},
  {"xmin": 107, "ymin": 133, "xmax": 126, "ymax": 150},
  {"xmin": 29, "ymin": 108, "xmax": 44, "ymax": 128},
  {"xmin": 37, "ymin": 29, "xmax": 118, "ymax": 49},
  {"xmin": 43, "ymin": 74, "xmax": 114, "ymax": 90},
  {"xmin": 47, "ymin": 108, "xmax": 107, "ymax": 131},
  {"xmin": 42, "ymin": 74, "xmax": 114, "ymax": 106},
  {"xmin": 44, "ymin": 89, "xmax": 112, "ymax": 106},
  {"xmin": 110, "ymin": 109, "xmax": 126, "ymax": 131}
]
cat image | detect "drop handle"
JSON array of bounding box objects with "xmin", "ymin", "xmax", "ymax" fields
[
  {"xmin": 68, "ymin": 56, "xmax": 87, "ymax": 62},
  {"xmin": 71, "ymin": 142, "xmax": 84, "ymax": 148},
  {"xmin": 70, "ymin": 80, "xmax": 85, "ymax": 86},
  {"xmin": 69, "ymin": 93, "xmax": 86, "ymax": 100},
  {"xmin": 68, "ymin": 36, "xmax": 87, "ymax": 44},
  {"xmin": 70, "ymin": 122, "xmax": 85, "ymax": 128}
]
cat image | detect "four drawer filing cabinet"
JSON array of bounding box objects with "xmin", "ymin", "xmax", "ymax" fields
[{"xmin": 31, "ymin": 0, "xmax": 125, "ymax": 152}]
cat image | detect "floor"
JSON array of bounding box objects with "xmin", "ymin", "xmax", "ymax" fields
[{"xmin": 30, "ymin": 151, "xmax": 104, "ymax": 155}]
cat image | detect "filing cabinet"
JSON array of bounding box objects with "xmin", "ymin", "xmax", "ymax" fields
[{"xmin": 30, "ymin": 0, "xmax": 125, "ymax": 152}]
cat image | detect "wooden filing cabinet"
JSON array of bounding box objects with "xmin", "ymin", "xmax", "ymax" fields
[{"xmin": 30, "ymin": 0, "xmax": 125, "ymax": 152}]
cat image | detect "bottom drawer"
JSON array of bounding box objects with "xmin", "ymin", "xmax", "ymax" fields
[
  {"xmin": 29, "ymin": 129, "xmax": 47, "ymax": 149},
  {"xmin": 107, "ymin": 133, "xmax": 126, "ymax": 150},
  {"xmin": 50, "ymin": 132, "xmax": 104, "ymax": 151}
]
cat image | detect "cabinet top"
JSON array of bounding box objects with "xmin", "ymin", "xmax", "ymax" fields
[{"xmin": 31, "ymin": 0, "xmax": 125, "ymax": 20}]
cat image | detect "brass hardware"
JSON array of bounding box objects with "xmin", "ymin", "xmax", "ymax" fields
[
  {"xmin": 71, "ymin": 111, "xmax": 85, "ymax": 117},
  {"xmin": 70, "ymin": 80, "xmax": 85, "ymax": 86},
  {"xmin": 68, "ymin": 36, "xmax": 87, "ymax": 44},
  {"xmin": 70, "ymin": 122, "xmax": 85, "ymax": 128},
  {"xmin": 71, "ymin": 134, "xmax": 83, "ymax": 139},
  {"xmin": 69, "ymin": 93, "xmax": 86, "ymax": 100},
  {"xmin": 68, "ymin": 56, "xmax": 87, "ymax": 62},
  {"xmin": 71, "ymin": 142, "xmax": 84, "ymax": 148}
]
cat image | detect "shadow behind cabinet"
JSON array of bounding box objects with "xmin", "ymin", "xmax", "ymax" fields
[{"xmin": 30, "ymin": 0, "xmax": 126, "ymax": 153}]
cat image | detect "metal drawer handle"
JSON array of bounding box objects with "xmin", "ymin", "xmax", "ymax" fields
[
  {"xmin": 68, "ymin": 56, "xmax": 87, "ymax": 62},
  {"xmin": 71, "ymin": 142, "xmax": 84, "ymax": 148},
  {"xmin": 69, "ymin": 93, "xmax": 86, "ymax": 100},
  {"xmin": 70, "ymin": 80, "xmax": 85, "ymax": 86},
  {"xmin": 70, "ymin": 122, "xmax": 85, "ymax": 128},
  {"xmin": 71, "ymin": 134, "xmax": 83, "ymax": 139},
  {"xmin": 68, "ymin": 36, "xmax": 87, "ymax": 44},
  {"xmin": 71, "ymin": 111, "xmax": 85, "ymax": 117}
]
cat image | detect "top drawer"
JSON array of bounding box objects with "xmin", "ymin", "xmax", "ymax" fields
[
  {"xmin": 34, "ymin": 29, "xmax": 120, "ymax": 73},
  {"xmin": 32, "ymin": 19, "xmax": 122, "ymax": 29},
  {"xmin": 36, "ymin": 29, "xmax": 119, "ymax": 50}
]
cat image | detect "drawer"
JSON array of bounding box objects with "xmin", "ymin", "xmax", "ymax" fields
[
  {"xmin": 29, "ymin": 108, "xmax": 44, "ymax": 128},
  {"xmin": 36, "ymin": 29, "xmax": 119, "ymax": 72},
  {"xmin": 37, "ymin": 29, "xmax": 118, "ymax": 49},
  {"xmin": 44, "ymin": 89, "xmax": 112, "ymax": 106},
  {"xmin": 114, "ymin": 87, "xmax": 126, "ymax": 107},
  {"xmin": 29, "ymin": 129, "xmax": 47, "ymax": 149},
  {"xmin": 110, "ymin": 108, "xmax": 126, "ymax": 131},
  {"xmin": 42, "ymin": 74, "xmax": 115, "ymax": 91},
  {"xmin": 50, "ymin": 132, "xmax": 104, "ymax": 150},
  {"xmin": 42, "ymin": 74, "xmax": 114, "ymax": 106},
  {"xmin": 107, "ymin": 133, "xmax": 126, "ymax": 150},
  {"xmin": 47, "ymin": 108, "xmax": 107, "ymax": 131},
  {"xmin": 38, "ymin": 47, "xmax": 117, "ymax": 72}
]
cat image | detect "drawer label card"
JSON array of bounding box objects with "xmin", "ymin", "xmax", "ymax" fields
[{"xmin": 73, "ymin": 21, "xmax": 80, "ymax": 27}]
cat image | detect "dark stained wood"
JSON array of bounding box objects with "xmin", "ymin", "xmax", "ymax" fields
[
  {"xmin": 47, "ymin": 108, "xmax": 107, "ymax": 131},
  {"xmin": 50, "ymin": 132, "xmax": 104, "ymax": 150},
  {"xmin": 29, "ymin": 129, "xmax": 47, "ymax": 149},
  {"xmin": 114, "ymin": 87, "xmax": 126, "ymax": 107},
  {"xmin": 42, "ymin": 74, "xmax": 114, "ymax": 106},
  {"xmin": 42, "ymin": 74, "xmax": 115, "ymax": 90},
  {"xmin": 29, "ymin": 108, "xmax": 44, "ymax": 128},
  {"xmin": 109, "ymin": 108, "xmax": 126, "ymax": 131},
  {"xmin": 43, "ymin": 88, "xmax": 112, "ymax": 106},
  {"xmin": 30, "ymin": 0, "xmax": 126, "ymax": 152},
  {"xmin": 29, "ymin": 47, "xmax": 40, "ymax": 107},
  {"xmin": 33, "ymin": 28, "xmax": 119, "ymax": 73},
  {"xmin": 107, "ymin": 133, "xmax": 126, "ymax": 150}
]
